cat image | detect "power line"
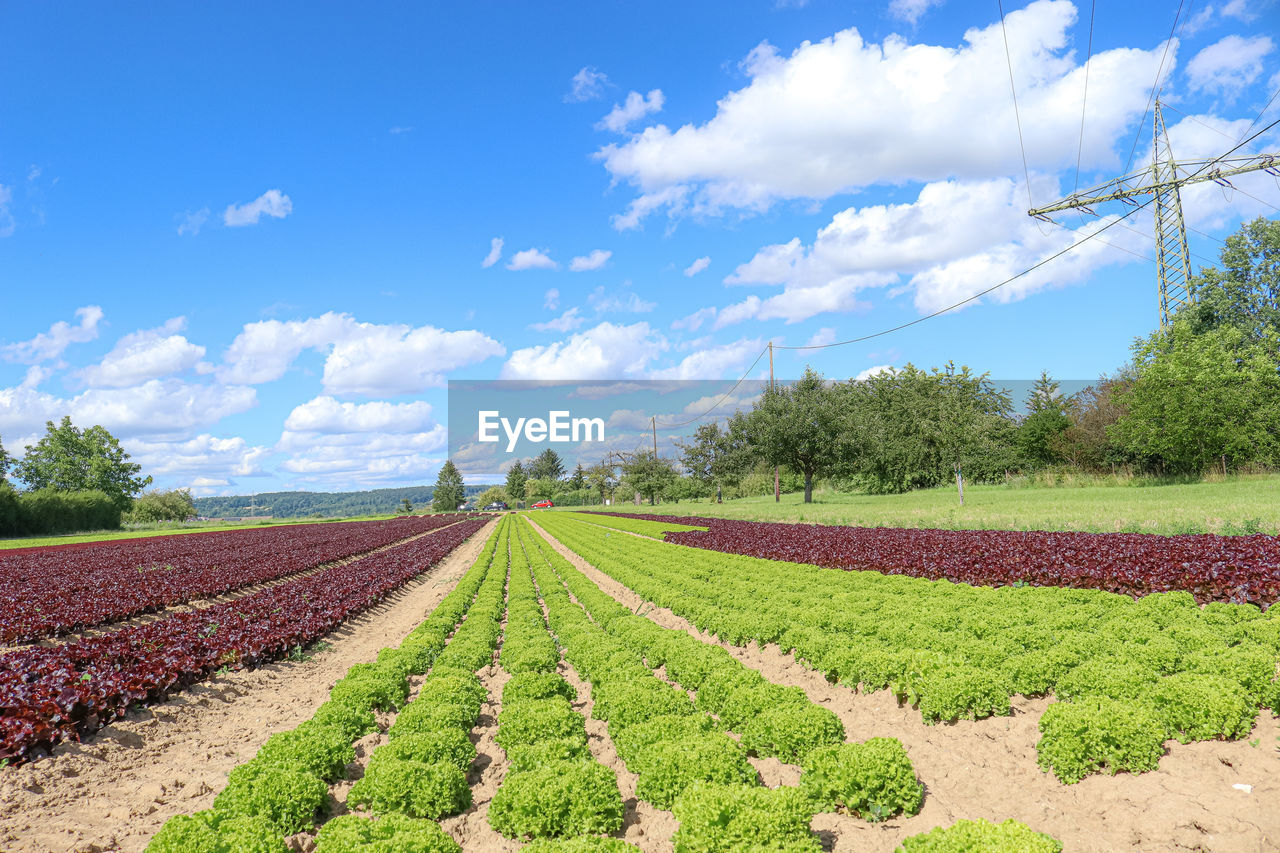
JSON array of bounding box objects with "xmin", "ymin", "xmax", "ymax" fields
[
  {"xmin": 1237, "ymin": 85, "xmax": 1280, "ymax": 145},
  {"xmin": 1073, "ymin": 0, "xmax": 1096, "ymax": 195},
  {"xmin": 998, "ymin": 0, "xmax": 1035, "ymax": 209},
  {"xmin": 655, "ymin": 345, "xmax": 768, "ymax": 429},
  {"xmin": 1157, "ymin": 102, "xmax": 1238, "ymax": 142}
]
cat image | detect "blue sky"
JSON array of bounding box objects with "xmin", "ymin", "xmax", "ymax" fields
[{"xmin": 1, "ymin": 0, "xmax": 1277, "ymax": 493}]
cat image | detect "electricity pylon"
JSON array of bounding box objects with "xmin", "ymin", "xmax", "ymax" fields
[{"xmin": 1029, "ymin": 100, "xmax": 1280, "ymax": 327}]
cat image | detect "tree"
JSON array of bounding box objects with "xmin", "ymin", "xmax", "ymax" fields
[
  {"xmin": 525, "ymin": 477, "xmax": 560, "ymax": 502},
  {"xmin": 129, "ymin": 489, "xmax": 197, "ymax": 523},
  {"xmin": 1182, "ymin": 216, "xmax": 1280, "ymax": 343},
  {"xmin": 477, "ymin": 485, "xmax": 508, "ymax": 507},
  {"xmin": 620, "ymin": 451, "xmax": 677, "ymax": 505},
  {"xmin": 854, "ymin": 364, "xmax": 1016, "ymax": 497},
  {"xmin": 0, "ymin": 435, "xmax": 10, "ymax": 480},
  {"xmin": 431, "ymin": 460, "xmax": 466, "ymax": 511},
  {"xmin": 1017, "ymin": 371, "xmax": 1070, "ymax": 468},
  {"xmin": 746, "ymin": 367, "xmax": 842, "ymax": 503},
  {"xmin": 1109, "ymin": 320, "xmax": 1280, "ymax": 473},
  {"xmin": 1050, "ymin": 371, "xmax": 1136, "ymax": 472},
  {"xmin": 568, "ymin": 463, "xmax": 587, "ymax": 491},
  {"xmin": 585, "ymin": 462, "xmax": 616, "ymax": 505},
  {"xmin": 505, "ymin": 461, "xmax": 528, "ymax": 504},
  {"xmin": 15, "ymin": 417, "xmax": 152, "ymax": 511},
  {"xmin": 528, "ymin": 448, "xmax": 566, "ymax": 482},
  {"xmin": 400, "ymin": 498, "xmax": 414, "ymax": 514}
]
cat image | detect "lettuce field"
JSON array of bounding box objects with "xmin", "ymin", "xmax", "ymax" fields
[{"xmin": 2, "ymin": 511, "xmax": 1278, "ymax": 852}]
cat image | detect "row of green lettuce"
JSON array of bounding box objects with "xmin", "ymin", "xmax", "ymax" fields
[
  {"xmin": 487, "ymin": 521, "xmax": 628, "ymax": 845},
  {"xmin": 521, "ymin": 516, "xmax": 1063, "ymax": 853},
  {"xmin": 146, "ymin": 516, "xmax": 505, "ymax": 852},
  {"xmin": 545, "ymin": 512, "xmax": 1280, "ymax": 784}
]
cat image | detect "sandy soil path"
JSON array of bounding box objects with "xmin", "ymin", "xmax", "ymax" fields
[
  {"xmin": 0, "ymin": 519, "xmax": 494, "ymax": 853},
  {"xmin": 527, "ymin": 517, "xmax": 1280, "ymax": 853}
]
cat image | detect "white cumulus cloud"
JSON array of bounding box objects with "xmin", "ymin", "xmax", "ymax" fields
[
  {"xmin": 597, "ymin": 89, "xmax": 665, "ymax": 134},
  {"xmin": 223, "ymin": 189, "xmax": 293, "ymax": 227},
  {"xmin": 530, "ymin": 307, "xmax": 585, "ymax": 333},
  {"xmin": 501, "ymin": 321, "xmax": 667, "ymax": 380},
  {"xmin": 570, "ymin": 249, "xmax": 612, "ymax": 271},
  {"xmin": 507, "ymin": 248, "xmax": 558, "ymax": 271},
  {"xmin": 1186, "ymin": 34, "xmax": 1274, "ymax": 96},
  {"xmin": 3, "ymin": 305, "xmax": 104, "ymax": 365},
  {"xmin": 78, "ymin": 317, "xmax": 206, "ymax": 388},
  {"xmin": 889, "ymin": 0, "xmax": 944, "ymax": 25},
  {"xmin": 566, "ymin": 66, "xmax": 610, "ymax": 102},
  {"xmin": 597, "ymin": 1, "xmax": 1165, "ymax": 227},
  {"xmin": 284, "ymin": 396, "xmax": 435, "ymax": 434},
  {"xmin": 217, "ymin": 311, "xmax": 505, "ymax": 395},
  {"xmin": 683, "ymin": 257, "xmax": 711, "ymax": 277},
  {"xmin": 482, "ymin": 236, "xmax": 504, "ymax": 267}
]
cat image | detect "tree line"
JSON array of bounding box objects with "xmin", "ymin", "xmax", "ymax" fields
[{"xmin": 432, "ymin": 216, "xmax": 1280, "ymax": 506}]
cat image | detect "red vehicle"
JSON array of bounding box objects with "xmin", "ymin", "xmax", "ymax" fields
[{"xmin": 531, "ymin": 499, "xmax": 555, "ymax": 509}]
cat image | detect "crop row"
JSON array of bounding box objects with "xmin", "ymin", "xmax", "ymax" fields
[
  {"xmin": 540, "ymin": 513, "xmax": 1280, "ymax": 784},
  {"xmin": 601, "ymin": 512, "xmax": 1280, "ymax": 607},
  {"xmin": 147, "ymin": 513, "xmax": 507, "ymax": 851},
  {"xmin": 487, "ymin": 522, "xmax": 627, "ymax": 843},
  {"xmin": 522, "ymin": 516, "xmax": 945, "ymax": 851},
  {"xmin": 0, "ymin": 513, "xmax": 478, "ymax": 645},
  {"xmin": 0, "ymin": 517, "xmax": 489, "ymax": 766}
]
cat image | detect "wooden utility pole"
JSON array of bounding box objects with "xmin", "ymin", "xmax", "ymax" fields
[
  {"xmin": 770, "ymin": 342, "xmax": 779, "ymax": 503},
  {"xmin": 651, "ymin": 416, "xmax": 658, "ymax": 457}
]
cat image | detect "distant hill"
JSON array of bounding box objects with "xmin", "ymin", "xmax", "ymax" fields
[{"xmin": 193, "ymin": 484, "xmax": 493, "ymax": 519}]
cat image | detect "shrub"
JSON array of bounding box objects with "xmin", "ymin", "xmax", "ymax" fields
[
  {"xmin": 629, "ymin": 733, "xmax": 756, "ymax": 809},
  {"xmin": 671, "ymin": 782, "xmax": 820, "ymax": 853},
  {"xmin": 495, "ymin": 700, "xmax": 587, "ymax": 751},
  {"xmin": 313, "ymin": 813, "xmax": 460, "ymax": 853},
  {"xmin": 212, "ymin": 763, "xmax": 328, "ymax": 835},
  {"xmin": 14, "ymin": 488, "xmax": 122, "ymax": 535},
  {"xmin": 375, "ymin": 729, "xmax": 477, "ymax": 771},
  {"xmin": 800, "ymin": 738, "xmax": 923, "ymax": 820},
  {"xmin": 896, "ymin": 818, "xmax": 1062, "ymax": 852},
  {"xmin": 347, "ymin": 757, "xmax": 471, "ymax": 819},
  {"xmin": 255, "ymin": 721, "xmax": 355, "ymax": 781},
  {"xmin": 1150, "ymin": 673, "xmax": 1256, "ymax": 743},
  {"xmin": 740, "ymin": 703, "xmax": 846, "ymax": 763},
  {"xmin": 1036, "ymin": 698, "xmax": 1167, "ymax": 783},
  {"xmin": 503, "ymin": 672, "xmax": 577, "ymax": 705},
  {"xmin": 146, "ymin": 810, "xmax": 286, "ymax": 853},
  {"xmin": 488, "ymin": 762, "xmax": 625, "ymax": 839}
]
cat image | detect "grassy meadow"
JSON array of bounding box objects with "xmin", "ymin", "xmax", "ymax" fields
[{"xmin": 572, "ymin": 474, "xmax": 1280, "ymax": 536}]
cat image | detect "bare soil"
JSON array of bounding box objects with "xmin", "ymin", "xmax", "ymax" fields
[
  {"xmin": 527, "ymin": 517, "xmax": 1280, "ymax": 853},
  {"xmin": 0, "ymin": 519, "xmax": 495, "ymax": 853}
]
